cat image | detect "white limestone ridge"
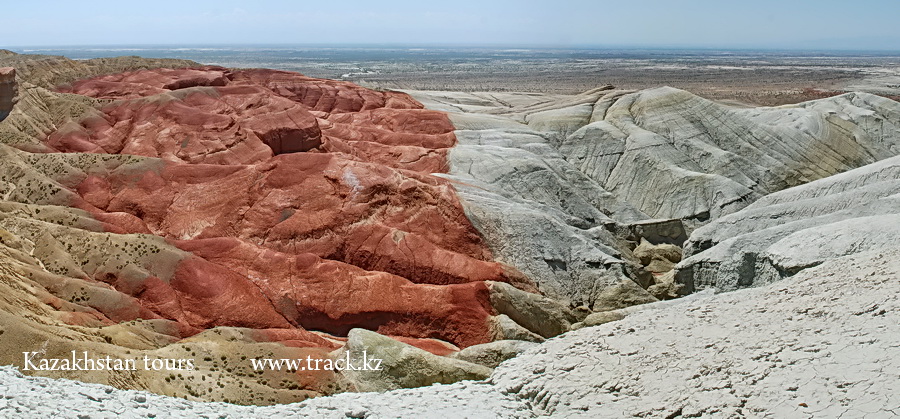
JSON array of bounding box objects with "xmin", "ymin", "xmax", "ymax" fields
[{"xmin": 408, "ymin": 87, "xmax": 900, "ymax": 308}]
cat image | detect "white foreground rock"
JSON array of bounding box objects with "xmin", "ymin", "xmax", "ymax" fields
[{"xmin": 3, "ymin": 247, "xmax": 898, "ymax": 418}]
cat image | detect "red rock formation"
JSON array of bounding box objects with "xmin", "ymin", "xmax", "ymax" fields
[
  {"xmin": 48, "ymin": 84, "xmax": 320, "ymax": 164},
  {"xmin": 0, "ymin": 67, "xmax": 14, "ymax": 121},
  {"xmin": 45, "ymin": 67, "xmax": 521, "ymax": 350},
  {"xmin": 56, "ymin": 66, "xmax": 229, "ymax": 99},
  {"xmin": 174, "ymin": 237, "xmax": 495, "ymax": 348},
  {"xmin": 54, "ymin": 67, "xmax": 454, "ymax": 171}
]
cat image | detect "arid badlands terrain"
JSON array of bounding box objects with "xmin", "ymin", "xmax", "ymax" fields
[{"xmin": 0, "ymin": 49, "xmax": 898, "ymax": 417}]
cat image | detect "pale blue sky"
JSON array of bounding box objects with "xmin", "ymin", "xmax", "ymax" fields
[{"xmin": 3, "ymin": 0, "xmax": 899, "ymax": 50}]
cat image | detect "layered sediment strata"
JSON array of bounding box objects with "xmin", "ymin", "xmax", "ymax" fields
[{"xmin": 408, "ymin": 86, "xmax": 900, "ymax": 308}]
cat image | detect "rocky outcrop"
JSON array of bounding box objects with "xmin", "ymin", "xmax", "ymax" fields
[
  {"xmin": 571, "ymin": 310, "xmax": 625, "ymax": 329},
  {"xmin": 334, "ymin": 329, "xmax": 492, "ymax": 392},
  {"xmin": 676, "ymin": 153, "xmax": 900, "ymax": 292},
  {"xmin": 0, "ymin": 67, "xmax": 14, "ymax": 122},
  {"xmin": 591, "ymin": 278, "xmax": 659, "ymax": 310},
  {"xmin": 488, "ymin": 315, "xmax": 545, "ymax": 343},
  {"xmin": 487, "ymin": 281, "xmax": 583, "ymax": 338},
  {"xmin": 4, "ymin": 247, "xmax": 898, "ymax": 417},
  {"xmin": 633, "ymin": 240, "xmax": 683, "ymax": 299},
  {"xmin": 450, "ymin": 340, "xmax": 538, "ymax": 368},
  {"xmin": 633, "ymin": 239, "xmax": 682, "ymax": 274}
]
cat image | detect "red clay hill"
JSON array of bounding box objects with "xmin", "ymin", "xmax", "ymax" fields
[{"xmin": 44, "ymin": 67, "xmax": 528, "ymax": 350}]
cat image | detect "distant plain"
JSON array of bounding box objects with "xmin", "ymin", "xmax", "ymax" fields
[{"xmin": 12, "ymin": 45, "xmax": 900, "ymax": 106}]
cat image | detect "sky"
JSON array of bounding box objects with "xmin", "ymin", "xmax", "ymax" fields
[{"xmin": 2, "ymin": 0, "xmax": 900, "ymax": 50}]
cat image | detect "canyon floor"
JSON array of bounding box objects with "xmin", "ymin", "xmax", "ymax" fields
[{"xmin": 0, "ymin": 49, "xmax": 898, "ymax": 417}]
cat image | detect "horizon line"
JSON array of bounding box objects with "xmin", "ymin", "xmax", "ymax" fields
[{"xmin": 7, "ymin": 42, "xmax": 900, "ymax": 54}]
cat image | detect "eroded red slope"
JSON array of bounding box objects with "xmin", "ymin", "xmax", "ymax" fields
[{"xmin": 46, "ymin": 67, "xmax": 523, "ymax": 349}]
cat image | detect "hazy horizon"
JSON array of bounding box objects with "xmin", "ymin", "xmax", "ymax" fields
[
  {"xmin": 8, "ymin": 44, "xmax": 900, "ymax": 57},
  {"xmin": 2, "ymin": 0, "xmax": 899, "ymax": 52}
]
